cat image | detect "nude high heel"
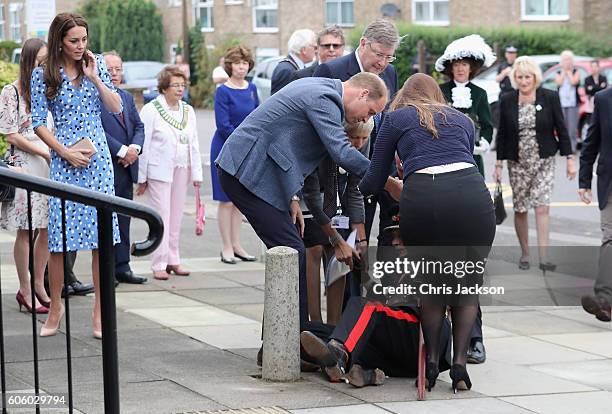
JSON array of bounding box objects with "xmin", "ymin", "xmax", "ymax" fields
[{"xmin": 40, "ymin": 304, "xmax": 65, "ymax": 337}]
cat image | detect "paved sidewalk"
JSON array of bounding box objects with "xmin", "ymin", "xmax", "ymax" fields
[{"xmin": 1, "ymin": 199, "xmax": 611, "ymax": 413}]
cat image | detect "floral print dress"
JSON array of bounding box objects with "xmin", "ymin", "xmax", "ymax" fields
[
  {"xmin": 0, "ymin": 82, "xmax": 49, "ymax": 230},
  {"xmin": 507, "ymin": 103, "xmax": 555, "ymax": 213},
  {"xmin": 30, "ymin": 55, "xmax": 121, "ymax": 252}
]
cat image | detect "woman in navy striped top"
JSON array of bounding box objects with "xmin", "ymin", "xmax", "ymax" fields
[{"xmin": 360, "ymin": 73, "xmax": 496, "ymax": 394}]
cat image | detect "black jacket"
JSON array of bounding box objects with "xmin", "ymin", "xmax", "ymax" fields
[
  {"xmin": 584, "ymin": 74, "xmax": 608, "ymax": 98},
  {"xmin": 496, "ymin": 88, "xmax": 572, "ymax": 161},
  {"xmin": 270, "ymin": 55, "xmax": 300, "ymax": 95},
  {"xmin": 580, "ymin": 88, "xmax": 612, "ymax": 209}
]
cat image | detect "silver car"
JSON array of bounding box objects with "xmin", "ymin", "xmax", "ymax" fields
[{"xmin": 248, "ymin": 57, "xmax": 283, "ymax": 102}]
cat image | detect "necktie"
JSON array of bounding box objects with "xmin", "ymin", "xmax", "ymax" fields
[
  {"xmin": 322, "ymin": 157, "xmax": 338, "ymax": 218},
  {"xmin": 117, "ymin": 112, "xmax": 126, "ymax": 127}
]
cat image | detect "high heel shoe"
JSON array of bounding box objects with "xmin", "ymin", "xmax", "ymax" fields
[
  {"xmin": 425, "ymin": 362, "xmax": 439, "ymax": 391},
  {"xmin": 93, "ymin": 312, "xmax": 102, "ymax": 340},
  {"xmin": 166, "ymin": 265, "xmax": 190, "ymax": 276},
  {"xmin": 16, "ymin": 291, "xmax": 48, "ymax": 314},
  {"xmin": 40, "ymin": 305, "xmax": 64, "ymax": 337},
  {"xmin": 539, "ymin": 262, "xmax": 557, "ymax": 272},
  {"xmin": 220, "ymin": 252, "xmax": 237, "ymax": 265},
  {"xmin": 450, "ymin": 364, "xmax": 472, "ymax": 393},
  {"xmin": 35, "ymin": 291, "xmax": 51, "ymax": 308},
  {"xmin": 233, "ymin": 252, "xmax": 257, "ymax": 262}
]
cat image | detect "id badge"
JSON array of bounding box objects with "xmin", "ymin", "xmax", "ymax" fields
[{"xmin": 331, "ymin": 215, "xmax": 350, "ymax": 229}]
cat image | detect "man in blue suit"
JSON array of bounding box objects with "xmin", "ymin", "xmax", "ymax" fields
[
  {"xmin": 216, "ymin": 73, "xmax": 402, "ymax": 328},
  {"xmin": 101, "ymin": 51, "xmax": 147, "ymax": 284},
  {"xmin": 579, "ymin": 87, "xmax": 612, "ymax": 322},
  {"xmin": 314, "ymin": 18, "xmax": 399, "ymax": 248}
]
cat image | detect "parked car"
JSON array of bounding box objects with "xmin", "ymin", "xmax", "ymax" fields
[
  {"xmin": 121, "ymin": 61, "xmax": 166, "ymax": 104},
  {"xmin": 11, "ymin": 48, "xmax": 21, "ymax": 64},
  {"xmin": 472, "ymin": 55, "xmax": 592, "ymax": 105},
  {"xmin": 247, "ymin": 56, "xmax": 283, "ymax": 102},
  {"xmin": 541, "ymin": 59, "xmax": 612, "ymax": 143}
]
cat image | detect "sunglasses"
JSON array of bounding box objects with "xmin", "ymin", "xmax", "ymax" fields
[{"xmin": 319, "ymin": 43, "xmax": 344, "ymax": 50}]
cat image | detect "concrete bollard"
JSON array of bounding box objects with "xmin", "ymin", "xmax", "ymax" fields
[{"xmin": 262, "ymin": 246, "xmax": 300, "ymax": 381}]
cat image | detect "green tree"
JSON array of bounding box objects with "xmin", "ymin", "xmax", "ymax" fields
[{"xmin": 80, "ymin": 0, "xmax": 164, "ymax": 61}]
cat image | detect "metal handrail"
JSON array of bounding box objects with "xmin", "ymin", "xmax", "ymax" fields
[{"xmin": 0, "ymin": 166, "xmax": 164, "ymax": 414}]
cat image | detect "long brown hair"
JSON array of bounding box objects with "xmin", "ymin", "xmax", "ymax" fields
[
  {"xmin": 389, "ymin": 73, "xmax": 449, "ymax": 138},
  {"xmin": 43, "ymin": 13, "xmax": 88, "ymax": 101},
  {"xmin": 18, "ymin": 38, "xmax": 46, "ymax": 113}
]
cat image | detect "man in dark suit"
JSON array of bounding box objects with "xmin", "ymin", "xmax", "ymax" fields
[
  {"xmin": 271, "ymin": 29, "xmax": 316, "ymax": 95},
  {"xmin": 579, "ymin": 87, "xmax": 612, "ymax": 322},
  {"xmin": 314, "ymin": 18, "xmax": 400, "ymax": 250},
  {"xmin": 101, "ymin": 51, "xmax": 147, "ymax": 284},
  {"xmin": 292, "ymin": 25, "xmax": 346, "ymax": 82}
]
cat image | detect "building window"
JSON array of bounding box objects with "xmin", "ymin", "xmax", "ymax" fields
[
  {"xmin": 0, "ymin": 5, "xmax": 5, "ymax": 41},
  {"xmin": 412, "ymin": 0, "xmax": 449, "ymax": 26},
  {"xmin": 521, "ymin": 0, "xmax": 569, "ymax": 20},
  {"xmin": 194, "ymin": 0, "xmax": 214, "ymax": 31},
  {"xmin": 325, "ymin": 1, "xmax": 354, "ymax": 26},
  {"xmin": 168, "ymin": 0, "xmax": 182, "ymax": 7},
  {"xmin": 225, "ymin": 0, "xmax": 243, "ymax": 4},
  {"xmin": 253, "ymin": 0, "xmax": 278, "ymax": 33},
  {"xmin": 9, "ymin": 3, "xmax": 21, "ymax": 42}
]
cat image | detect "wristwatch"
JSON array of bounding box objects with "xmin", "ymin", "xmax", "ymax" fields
[{"xmin": 291, "ymin": 195, "xmax": 300, "ymax": 202}]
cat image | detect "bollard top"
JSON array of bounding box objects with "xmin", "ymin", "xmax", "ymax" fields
[{"xmin": 267, "ymin": 246, "xmax": 299, "ymax": 256}]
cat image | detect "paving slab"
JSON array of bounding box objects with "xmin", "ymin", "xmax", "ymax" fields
[
  {"xmin": 175, "ymin": 323, "xmax": 263, "ymax": 349},
  {"xmin": 481, "ymin": 325, "xmax": 516, "ymax": 339},
  {"xmin": 178, "ymin": 286, "xmax": 265, "ymax": 305},
  {"xmin": 481, "ymin": 310, "xmax": 606, "ymax": 335},
  {"xmin": 502, "ymin": 391, "xmax": 612, "ymax": 414},
  {"xmin": 484, "ymin": 336, "xmax": 602, "ymax": 365},
  {"xmin": 379, "ymin": 397, "xmax": 535, "ymax": 413},
  {"xmin": 216, "ymin": 271, "xmax": 266, "ymax": 287},
  {"xmin": 115, "ymin": 290, "xmax": 204, "ymax": 309},
  {"xmin": 290, "ymin": 404, "xmax": 390, "ymax": 414},
  {"xmin": 529, "ymin": 359, "xmax": 612, "ymax": 391},
  {"xmin": 217, "ymin": 303, "xmax": 264, "ymax": 323},
  {"xmin": 533, "ymin": 332, "xmax": 612, "ymax": 358},
  {"xmin": 131, "ymin": 257, "xmax": 265, "ymax": 275},
  {"xmin": 443, "ymin": 360, "xmax": 596, "ymax": 397},
  {"xmin": 180, "ymin": 376, "xmax": 363, "ymax": 410},
  {"xmin": 126, "ymin": 304, "xmax": 254, "ymax": 327}
]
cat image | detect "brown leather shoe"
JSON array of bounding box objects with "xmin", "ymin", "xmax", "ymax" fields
[
  {"xmin": 582, "ymin": 295, "xmax": 611, "ymax": 322},
  {"xmin": 166, "ymin": 265, "xmax": 190, "ymax": 276},
  {"xmin": 300, "ymin": 331, "xmax": 348, "ymax": 382},
  {"xmin": 345, "ymin": 364, "xmax": 385, "ymax": 388}
]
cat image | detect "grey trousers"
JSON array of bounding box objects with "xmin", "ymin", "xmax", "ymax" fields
[
  {"xmin": 595, "ymin": 192, "xmax": 612, "ymax": 302},
  {"xmin": 562, "ymin": 106, "xmax": 579, "ymax": 152}
]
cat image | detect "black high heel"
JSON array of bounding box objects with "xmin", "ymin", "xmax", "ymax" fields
[
  {"xmin": 450, "ymin": 364, "xmax": 472, "ymax": 393},
  {"xmin": 425, "ymin": 362, "xmax": 439, "ymax": 391},
  {"xmin": 539, "ymin": 262, "xmax": 556, "ymax": 272}
]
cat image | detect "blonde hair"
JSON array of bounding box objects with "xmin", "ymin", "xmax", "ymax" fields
[
  {"xmin": 510, "ymin": 56, "xmax": 542, "ymax": 89},
  {"xmin": 344, "ymin": 118, "xmax": 375, "ymax": 137},
  {"xmin": 560, "ymin": 50, "xmax": 575, "ymax": 61}
]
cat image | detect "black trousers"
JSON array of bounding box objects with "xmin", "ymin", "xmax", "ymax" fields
[
  {"xmin": 331, "ymin": 297, "xmax": 451, "ymax": 377},
  {"xmin": 218, "ymin": 168, "xmax": 308, "ymax": 327}
]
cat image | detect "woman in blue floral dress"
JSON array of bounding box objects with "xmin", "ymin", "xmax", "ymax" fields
[{"xmin": 30, "ymin": 13, "xmax": 121, "ymax": 338}]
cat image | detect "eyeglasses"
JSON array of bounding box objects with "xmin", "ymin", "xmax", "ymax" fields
[
  {"xmin": 319, "ymin": 43, "xmax": 344, "ymax": 50},
  {"xmin": 366, "ymin": 42, "xmax": 396, "ymax": 63},
  {"xmin": 169, "ymin": 83, "xmax": 187, "ymax": 89},
  {"xmin": 107, "ymin": 67, "xmax": 123, "ymax": 74}
]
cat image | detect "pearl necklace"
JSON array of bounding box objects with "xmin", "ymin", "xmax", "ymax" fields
[{"xmin": 226, "ymin": 78, "xmax": 248, "ymax": 89}]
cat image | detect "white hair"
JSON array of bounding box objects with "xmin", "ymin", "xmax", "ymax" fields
[
  {"xmin": 288, "ymin": 29, "xmax": 317, "ymax": 54},
  {"xmin": 344, "ymin": 118, "xmax": 375, "ymax": 136}
]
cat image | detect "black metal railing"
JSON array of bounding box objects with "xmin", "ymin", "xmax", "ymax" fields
[{"xmin": 0, "ymin": 167, "xmax": 163, "ymax": 414}]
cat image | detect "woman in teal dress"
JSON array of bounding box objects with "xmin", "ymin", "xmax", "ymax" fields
[
  {"xmin": 436, "ymin": 35, "xmax": 495, "ymax": 176},
  {"xmin": 31, "ymin": 13, "xmax": 121, "ymax": 338}
]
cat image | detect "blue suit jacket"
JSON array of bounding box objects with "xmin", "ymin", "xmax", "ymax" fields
[
  {"xmin": 100, "ymin": 88, "xmax": 145, "ymax": 186},
  {"xmin": 271, "ymin": 55, "xmax": 300, "ymax": 95},
  {"xmin": 580, "ymin": 88, "xmax": 612, "ymax": 209},
  {"xmin": 216, "ymin": 77, "xmax": 370, "ymax": 212}
]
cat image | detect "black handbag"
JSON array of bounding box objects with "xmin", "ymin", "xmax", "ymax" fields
[
  {"xmin": 0, "ymin": 85, "xmax": 20, "ymax": 202},
  {"xmin": 494, "ymin": 181, "xmax": 507, "ymax": 225}
]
